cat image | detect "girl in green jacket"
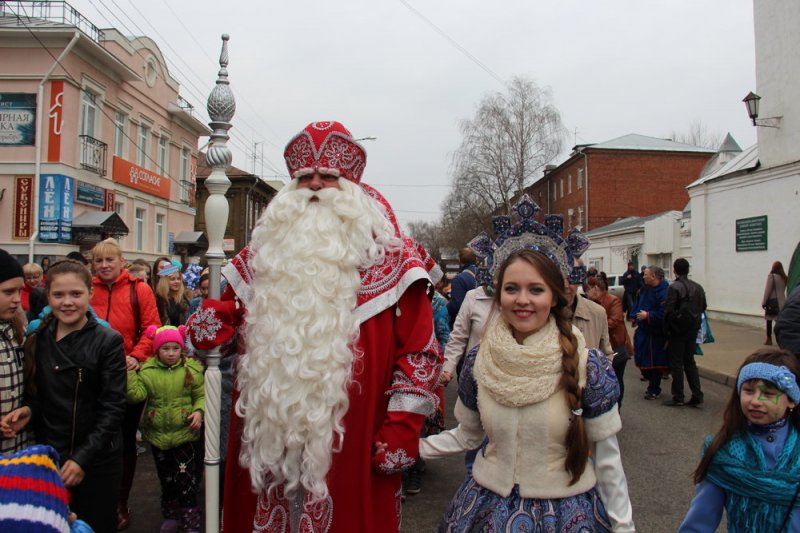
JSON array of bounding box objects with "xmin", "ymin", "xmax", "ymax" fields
[{"xmin": 127, "ymin": 325, "xmax": 204, "ymax": 533}]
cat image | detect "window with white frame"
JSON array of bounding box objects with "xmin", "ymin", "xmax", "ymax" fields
[
  {"xmin": 179, "ymin": 147, "xmax": 190, "ymax": 203},
  {"xmin": 552, "ymin": 182, "xmax": 557, "ymax": 201},
  {"xmin": 137, "ymin": 125, "xmax": 150, "ymax": 167},
  {"xmin": 578, "ymin": 206, "xmax": 584, "ymax": 228},
  {"xmin": 589, "ymin": 258, "xmax": 603, "ymax": 272},
  {"xmin": 559, "ymin": 178, "xmax": 564, "ymax": 198},
  {"xmin": 114, "ymin": 112, "xmax": 126, "ymax": 157},
  {"xmin": 80, "ymin": 91, "xmax": 97, "ymax": 137},
  {"xmin": 158, "ymin": 136, "xmax": 169, "ymax": 175},
  {"xmin": 568, "ymin": 174, "xmax": 572, "ymax": 194},
  {"xmin": 135, "ymin": 208, "xmax": 145, "ymax": 251},
  {"xmin": 155, "ymin": 213, "xmax": 165, "ymax": 253},
  {"xmin": 577, "ymin": 168, "xmax": 584, "ymax": 189}
]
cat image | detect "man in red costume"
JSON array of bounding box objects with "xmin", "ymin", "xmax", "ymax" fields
[{"xmin": 190, "ymin": 121, "xmax": 440, "ymax": 532}]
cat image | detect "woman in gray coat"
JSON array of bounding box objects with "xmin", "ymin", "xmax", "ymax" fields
[{"xmin": 762, "ymin": 260, "xmax": 787, "ymax": 345}]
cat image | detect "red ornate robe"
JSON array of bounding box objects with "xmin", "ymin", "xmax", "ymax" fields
[{"xmin": 222, "ymin": 281, "xmax": 440, "ymax": 532}]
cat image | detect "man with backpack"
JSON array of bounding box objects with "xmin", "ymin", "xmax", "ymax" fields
[{"xmin": 663, "ymin": 257, "xmax": 707, "ymax": 407}]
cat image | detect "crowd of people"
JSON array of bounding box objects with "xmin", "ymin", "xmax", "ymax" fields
[{"xmin": 0, "ymin": 119, "xmax": 799, "ymax": 533}]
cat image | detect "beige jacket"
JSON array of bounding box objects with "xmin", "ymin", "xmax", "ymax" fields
[
  {"xmin": 573, "ymin": 296, "xmax": 613, "ymax": 356},
  {"xmin": 442, "ymin": 287, "xmax": 493, "ymax": 375}
]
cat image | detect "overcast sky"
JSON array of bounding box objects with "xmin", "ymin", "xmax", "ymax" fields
[{"xmin": 69, "ymin": 0, "xmax": 757, "ymax": 230}]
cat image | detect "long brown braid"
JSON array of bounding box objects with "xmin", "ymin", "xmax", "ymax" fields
[{"xmin": 493, "ymin": 249, "xmax": 590, "ymax": 484}]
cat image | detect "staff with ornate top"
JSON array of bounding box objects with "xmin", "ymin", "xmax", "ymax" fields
[{"xmin": 202, "ymin": 33, "xmax": 235, "ymax": 533}]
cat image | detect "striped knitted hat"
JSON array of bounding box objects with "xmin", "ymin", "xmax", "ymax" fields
[{"xmin": 0, "ymin": 445, "xmax": 71, "ymax": 532}]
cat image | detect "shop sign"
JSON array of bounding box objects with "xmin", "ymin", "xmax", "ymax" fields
[
  {"xmin": 13, "ymin": 176, "xmax": 33, "ymax": 240},
  {"xmin": 38, "ymin": 174, "xmax": 74, "ymax": 243},
  {"xmin": 112, "ymin": 156, "xmax": 170, "ymax": 200},
  {"xmin": 0, "ymin": 93, "xmax": 36, "ymax": 146}
]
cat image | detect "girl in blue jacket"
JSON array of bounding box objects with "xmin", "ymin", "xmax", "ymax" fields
[{"xmin": 680, "ymin": 348, "xmax": 800, "ymax": 532}]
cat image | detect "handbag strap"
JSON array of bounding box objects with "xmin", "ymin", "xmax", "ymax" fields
[{"xmin": 129, "ymin": 281, "xmax": 142, "ymax": 345}]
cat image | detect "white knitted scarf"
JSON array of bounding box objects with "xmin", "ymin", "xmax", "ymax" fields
[{"xmin": 475, "ymin": 314, "xmax": 585, "ymax": 407}]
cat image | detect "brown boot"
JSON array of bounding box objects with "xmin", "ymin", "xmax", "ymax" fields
[{"xmin": 765, "ymin": 336, "xmax": 773, "ymax": 345}]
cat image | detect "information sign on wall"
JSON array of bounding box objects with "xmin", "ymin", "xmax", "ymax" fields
[
  {"xmin": 39, "ymin": 174, "xmax": 74, "ymax": 243},
  {"xmin": 75, "ymin": 180, "xmax": 107, "ymax": 207},
  {"xmin": 736, "ymin": 215, "xmax": 768, "ymax": 252},
  {"xmin": 0, "ymin": 93, "xmax": 36, "ymax": 145}
]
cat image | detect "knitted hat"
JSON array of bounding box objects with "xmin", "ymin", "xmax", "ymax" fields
[
  {"xmin": 0, "ymin": 249, "xmax": 24, "ymax": 284},
  {"xmin": 157, "ymin": 260, "xmax": 182, "ymax": 277},
  {"xmin": 186, "ymin": 299, "xmax": 238, "ymax": 351},
  {"xmin": 145, "ymin": 325, "xmax": 186, "ymax": 353},
  {"xmin": 283, "ymin": 121, "xmax": 367, "ymax": 183},
  {"xmin": 0, "ymin": 444, "xmax": 71, "ymax": 533}
]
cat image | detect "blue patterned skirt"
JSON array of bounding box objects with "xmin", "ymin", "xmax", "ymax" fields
[{"xmin": 438, "ymin": 475, "xmax": 612, "ymax": 533}]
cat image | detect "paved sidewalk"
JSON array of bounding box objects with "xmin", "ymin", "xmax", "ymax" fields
[{"xmin": 695, "ymin": 318, "xmax": 768, "ymax": 387}]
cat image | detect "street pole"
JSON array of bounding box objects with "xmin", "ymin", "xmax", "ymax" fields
[{"xmin": 203, "ymin": 34, "xmax": 235, "ymax": 533}]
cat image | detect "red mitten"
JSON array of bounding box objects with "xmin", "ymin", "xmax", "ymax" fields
[
  {"xmin": 186, "ymin": 299, "xmax": 240, "ymax": 351},
  {"xmin": 371, "ymin": 410, "xmax": 426, "ymax": 475}
]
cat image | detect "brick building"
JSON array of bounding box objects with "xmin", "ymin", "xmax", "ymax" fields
[{"xmin": 524, "ymin": 134, "xmax": 715, "ymax": 232}]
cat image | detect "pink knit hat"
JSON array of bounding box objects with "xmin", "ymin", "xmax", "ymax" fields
[{"xmin": 145, "ymin": 325, "xmax": 186, "ymax": 353}]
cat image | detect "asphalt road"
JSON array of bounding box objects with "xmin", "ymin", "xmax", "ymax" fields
[{"xmin": 126, "ymin": 369, "xmax": 731, "ymax": 532}]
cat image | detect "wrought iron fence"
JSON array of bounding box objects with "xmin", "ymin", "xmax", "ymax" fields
[
  {"xmin": 79, "ymin": 134, "xmax": 107, "ymax": 176},
  {"xmin": 0, "ymin": 1, "xmax": 103, "ymax": 43}
]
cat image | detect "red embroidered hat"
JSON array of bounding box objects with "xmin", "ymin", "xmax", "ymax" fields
[
  {"xmin": 283, "ymin": 121, "xmax": 367, "ymax": 183},
  {"xmin": 186, "ymin": 299, "xmax": 239, "ymax": 351}
]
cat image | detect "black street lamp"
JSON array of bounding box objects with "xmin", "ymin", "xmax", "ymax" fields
[{"xmin": 742, "ymin": 91, "xmax": 761, "ymax": 126}]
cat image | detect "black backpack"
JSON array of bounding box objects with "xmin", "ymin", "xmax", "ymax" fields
[{"xmin": 667, "ymin": 279, "xmax": 702, "ymax": 336}]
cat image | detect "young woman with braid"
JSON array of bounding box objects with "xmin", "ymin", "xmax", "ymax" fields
[{"xmin": 420, "ymin": 249, "xmax": 634, "ymax": 532}]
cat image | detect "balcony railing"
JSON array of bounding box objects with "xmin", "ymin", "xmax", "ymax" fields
[
  {"xmin": 79, "ymin": 134, "xmax": 107, "ymax": 176},
  {"xmin": 0, "ymin": 1, "xmax": 104, "ymax": 43}
]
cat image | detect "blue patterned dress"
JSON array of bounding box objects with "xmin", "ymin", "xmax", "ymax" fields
[{"xmin": 439, "ymin": 346, "xmax": 620, "ymax": 533}]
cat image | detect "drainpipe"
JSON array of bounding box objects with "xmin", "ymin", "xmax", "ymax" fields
[
  {"xmin": 30, "ymin": 31, "xmax": 81, "ymax": 263},
  {"xmin": 582, "ymin": 149, "xmax": 589, "ymax": 231}
]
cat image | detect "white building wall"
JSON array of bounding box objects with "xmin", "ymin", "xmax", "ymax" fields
[
  {"xmin": 754, "ymin": 0, "xmax": 800, "ymax": 168},
  {"xmin": 586, "ymin": 232, "xmax": 642, "ymax": 277},
  {"xmin": 689, "ymin": 167, "xmax": 800, "ymax": 326}
]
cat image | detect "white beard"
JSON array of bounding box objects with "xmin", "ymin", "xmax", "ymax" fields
[{"xmin": 237, "ymin": 179, "xmax": 399, "ymax": 502}]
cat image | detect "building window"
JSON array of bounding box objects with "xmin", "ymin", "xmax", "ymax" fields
[
  {"xmin": 179, "ymin": 148, "xmax": 190, "ymax": 204},
  {"xmin": 577, "ymin": 168, "xmax": 584, "ymax": 189},
  {"xmin": 559, "ymin": 178, "xmax": 564, "ymax": 198},
  {"xmin": 114, "ymin": 112, "xmax": 126, "ymax": 157},
  {"xmin": 158, "ymin": 137, "xmax": 169, "ymax": 175},
  {"xmin": 137, "ymin": 125, "xmax": 149, "ymax": 167},
  {"xmin": 589, "ymin": 258, "xmax": 602, "ymax": 272},
  {"xmin": 578, "ymin": 206, "xmax": 584, "ymax": 228},
  {"xmin": 80, "ymin": 91, "xmax": 97, "ymax": 137},
  {"xmin": 155, "ymin": 213, "xmax": 164, "ymax": 253},
  {"xmin": 552, "ymin": 182, "xmax": 557, "ymax": 201},
  {"xmin": 135, "ymin": 208, "xmax": 145, "ymax": 251},
  {"xmin": 568, "ymin": 174, "xmax": 572, "ymax": 194}
]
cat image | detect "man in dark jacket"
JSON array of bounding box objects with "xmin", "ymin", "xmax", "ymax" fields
[
  {"xmin": 621, "ymin": 261, "xmax": 642, "ymax": 314},
  {"xmin": 663, "ymin": 258, "xmax": 707, "ymax": 407},
  {"xmin": 776, "ymin": 285, "xmax": 800, "ymax": 357},
  {"xmin": 446, "ymin": 248, "xmax": 478, "ymax": 328}
]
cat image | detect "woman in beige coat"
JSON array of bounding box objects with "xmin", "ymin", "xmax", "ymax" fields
[{"xmin": 762, "ymin": 260, "xmax": 787, "ymax": 345}]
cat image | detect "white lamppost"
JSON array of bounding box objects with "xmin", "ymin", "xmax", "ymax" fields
[{"xmin": 203, "ymin": 34, "xmax": 235, "ymax": 533}]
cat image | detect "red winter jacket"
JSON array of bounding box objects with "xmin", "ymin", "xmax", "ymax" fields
[{"xmin": 91, "ymin": 270, "xmax": 161, "ymax": 361}]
